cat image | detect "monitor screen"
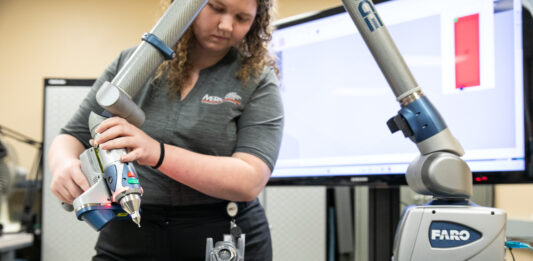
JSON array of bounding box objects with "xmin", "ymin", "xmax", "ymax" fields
[{"xmin": 269, "ymin": 0, "xmax": 528, "ymax": 185}]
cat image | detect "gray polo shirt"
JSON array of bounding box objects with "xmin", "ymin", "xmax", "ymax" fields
[{"xmin": 61, "ymin": 47, "xmax": 284, "ymax": 206}]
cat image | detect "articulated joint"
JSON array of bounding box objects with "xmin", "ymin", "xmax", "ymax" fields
[
  {"xmin": 96, "ymin": 82, "xmax": 146, "ymax": 127},
  {"xmin": 387, "ymin": 91, "xmax": 447, "ymax": 143},
  {"xmin": 141, "ymin": 33, "xmax": 176, "ymax": 60}
]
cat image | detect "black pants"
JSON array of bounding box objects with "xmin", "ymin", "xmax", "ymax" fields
[{"xmin": 93, "ymin": 199, "xmax": 272, "ymax": 261}]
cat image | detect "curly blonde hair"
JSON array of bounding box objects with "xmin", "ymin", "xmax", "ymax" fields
[{"xmin": 154, "ymin": 0, "xmax": 278, "ymax": 95}]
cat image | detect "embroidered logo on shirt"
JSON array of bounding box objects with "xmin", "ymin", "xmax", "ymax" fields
[{"xmin": 201, "ymin": 92, "xmax": 242, "ymax": 105}]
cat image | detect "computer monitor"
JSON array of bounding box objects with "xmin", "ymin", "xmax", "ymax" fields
[{"xmin": 269, "ymin": 0, "xmax": 530, "ymax": 185}]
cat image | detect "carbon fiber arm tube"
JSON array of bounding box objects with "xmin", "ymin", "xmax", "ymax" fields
[
  {"xmin": 341, "ymin": 0, "xmax": 419, "ymax": 101},
  {"xmin": 111, "ymin": 0, "xmax": 208, "ymax": 96},
  {"xmin": 341, "ymin": 0, "xmax": 472, "ymax": 198},
  {"xmin": 96, "ymin": 0, "xmax": 208, "ymax": 126}
]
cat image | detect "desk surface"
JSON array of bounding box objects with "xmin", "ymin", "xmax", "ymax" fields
[{"xmin": 0, "ymin": 233, "xmax": 33, "ymax": 252}]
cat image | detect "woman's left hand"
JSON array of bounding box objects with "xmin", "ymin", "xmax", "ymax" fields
[{"xmin": 94, "ymin": 117, "xmax": 160, "ymax": 166}]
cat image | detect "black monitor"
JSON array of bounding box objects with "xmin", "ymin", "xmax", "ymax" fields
[{"xmin": 268, "ymin": 0, "xmax": 532, "ymax": 186}]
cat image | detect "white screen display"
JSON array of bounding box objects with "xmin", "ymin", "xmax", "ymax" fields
[{"xmin": 271, "ymin": 0, "xmax": 524, "ymax": 179}]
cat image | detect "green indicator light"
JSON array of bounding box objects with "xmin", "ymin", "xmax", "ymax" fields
[{"xmin": 128, "ymin": 178, "xmax": 139, "ymax": 184}]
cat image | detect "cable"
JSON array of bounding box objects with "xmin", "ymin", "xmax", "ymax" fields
[
  {"xmin": 509, "ymin": 248, "xmax": 515, "ymax": 261},
  {"xmin": 505, "ymin": 240, "xmax": 533, "ymax": 261},
  {"xmin": 506, "ymin": 241, "xmax": 533, "ymax": 251},
  {"xmin": 0, "ymin": 125, "xmax": 42, "ymax": 148},
  {"xmin": 21, "ymin": 148, "xmax": 42, "ymax": 233}
]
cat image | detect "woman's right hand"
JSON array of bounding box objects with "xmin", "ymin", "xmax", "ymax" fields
[
  {"xmin": 50, "ymin": 157, "xmax": 90, "ymax": 204},
  {"xmin": 48, "ymin": 134, "xmax": 91, "ymax": 205}
]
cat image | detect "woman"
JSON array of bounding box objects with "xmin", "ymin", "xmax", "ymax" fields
[{"xmin": 48, "ymin": 0, "xmax": 283, "ymax": 260}]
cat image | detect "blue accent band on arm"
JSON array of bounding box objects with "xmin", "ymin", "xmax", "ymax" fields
[
  {"xmin": 398, "ymin": 96, "xmax": 447, "ymax": 143},
  {"xmin": 141, "ymin": 33, "xmax": 176, "ymax": 60},
  {"xmin": 101, "ymin": 110, "xmax": 112, "ymax": 118}
]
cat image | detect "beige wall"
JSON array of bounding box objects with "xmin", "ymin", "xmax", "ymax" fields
[
  {"xmin": 2, "ymin": 0, "xmax": 533, "ymax": 259},
  {"xmin": 0, "ymin": 0, "xmax": 161, "ymax": 170},
  {"xmin": 276, "ymin": 0, "xmax": 339, "ymax": 19}
]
